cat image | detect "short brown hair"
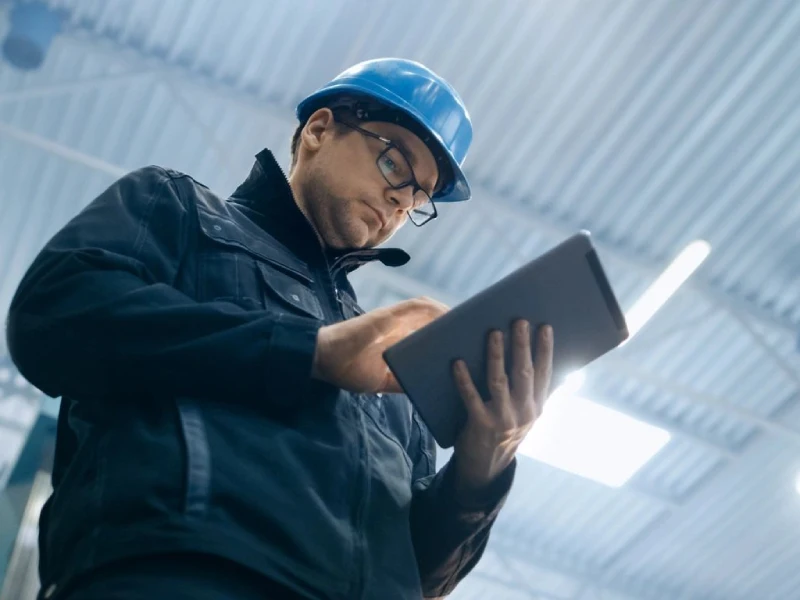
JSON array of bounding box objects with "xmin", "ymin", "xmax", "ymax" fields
[{"xmin": 289, "ymin": 122, "xmax": 304, "ymax": 171}]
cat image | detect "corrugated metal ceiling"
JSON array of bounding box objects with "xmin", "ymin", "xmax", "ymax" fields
[{"xmin": 1, "ymin": 1, "xmax": 799, "ymax": 598}]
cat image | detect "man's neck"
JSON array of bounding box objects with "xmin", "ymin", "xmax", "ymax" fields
[{"xmin": 287, "ymin": 172, "xmax": 327, "ymax": 250}]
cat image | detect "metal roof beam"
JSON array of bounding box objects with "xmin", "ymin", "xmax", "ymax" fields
[
  {"xmin": 0, "ymin": 121, "xmax": 126, "ymax": 178},
  {"xmin": 487, "ymin": 543, "xmax": 680, "ymax": 600},
  {"xmin": 0, "ymin": 71, "xmax": 155, "ymax": 104}
]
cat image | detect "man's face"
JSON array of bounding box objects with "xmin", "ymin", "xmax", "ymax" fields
[{"xmin": 290, "ymin": 108, "xmax": 440, "ymax": 250}]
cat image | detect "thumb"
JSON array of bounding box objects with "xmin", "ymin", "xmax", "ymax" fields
[{"xmin": 379, "ymin": 362, "xmax": 404, "ymax": 394}]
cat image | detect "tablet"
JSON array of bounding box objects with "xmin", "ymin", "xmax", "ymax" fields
[{"xmin": 382, "ymin": 231, "xmax": 629, "ymax": 448}]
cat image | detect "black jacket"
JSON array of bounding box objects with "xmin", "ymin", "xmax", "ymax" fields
[{"xmin": 6, "ymin": 149, "xmax": 515, "ymax": 600}]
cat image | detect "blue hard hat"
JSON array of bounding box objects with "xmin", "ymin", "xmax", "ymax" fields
[{"xmin": 296, "ymin": 58, "xmax": 472, "ymax": 203}]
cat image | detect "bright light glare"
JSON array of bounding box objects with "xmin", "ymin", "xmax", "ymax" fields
[
  {"xmin": 795, "ymin": 472, "xmax": 800, "ymax": 496},
  {"xmin": 519, "ymin": 396, "xmax": 671, "ymax": 488},
  {"xmin": 550, "ymin": 370, "xmax": 586, "ymax": 400},
  {"xmin": 625, "ymin": 240, "xmax": 711, "ymax": 339}
]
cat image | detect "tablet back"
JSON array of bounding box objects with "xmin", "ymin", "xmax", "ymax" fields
[{"xmin": 383, "ymin": 231, "xmax": 628, "ymax": 448}]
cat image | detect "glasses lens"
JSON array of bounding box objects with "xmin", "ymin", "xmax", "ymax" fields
[
  {"xmin": 377, "ymin": 147, "xmax": 414, "ymax": 187},
  {"xmin": 409, "ymin": 194, "xmax": 436, "ymax": 226},
  {"xmin": 376, "ymin": 146, "xmax": 436, "ymax": 226}
]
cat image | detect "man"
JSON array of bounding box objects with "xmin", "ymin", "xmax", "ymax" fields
[{"xmin": 6, "ymin": 58, "xmax": 553, "ymax": 599}]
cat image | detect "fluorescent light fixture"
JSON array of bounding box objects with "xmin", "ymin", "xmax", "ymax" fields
[
  {"xmin": 795, "ymin": 472, "xmax": 800, "ymax": 496},
  {"xmin": 519, "ymin": 395, "xmax": 671, "ymax": 487},
  {"xmin": 625, "ymin": 240, "xmax": 711, "ymax": 339}
]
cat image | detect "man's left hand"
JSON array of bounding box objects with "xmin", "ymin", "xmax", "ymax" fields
[{"xmin": 451, "ymin": 320, "xmax": 554, "ymax": 497}]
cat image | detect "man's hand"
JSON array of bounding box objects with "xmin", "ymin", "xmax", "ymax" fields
[
  {"xmin": 312, "ymin": 296, "xmax": 449, "ymax": 394},
  {"xmin": 451, "ymin": 320, "xmax": 554, "ymax": 496}
]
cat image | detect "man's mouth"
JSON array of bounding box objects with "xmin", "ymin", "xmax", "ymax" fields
[{"xmin": 365, "ymin": 203, "xmax": 387, "ymax": 229}]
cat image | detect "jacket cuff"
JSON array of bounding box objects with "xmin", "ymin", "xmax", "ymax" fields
[
  {"xmin": 267, "ymin": 313, "xmax": 322, "ymax": 401},
  {"xmin": 442, "ymin": 455, "xmax": 517, "ymax": 516}
]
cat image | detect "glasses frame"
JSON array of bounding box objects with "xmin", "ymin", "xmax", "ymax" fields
[{"xmin": 331, "ymin": 110, "xmax": 438, "ymax": 227}]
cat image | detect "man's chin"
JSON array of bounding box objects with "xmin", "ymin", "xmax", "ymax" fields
[{"xmin": 323, "ymin": 225, "xmax": 372, "ymax": 251}]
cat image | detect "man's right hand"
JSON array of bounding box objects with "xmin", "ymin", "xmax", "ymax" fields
[{"xmin": 312, "ymin": 296, "xmax": 449, "ymax": 394}]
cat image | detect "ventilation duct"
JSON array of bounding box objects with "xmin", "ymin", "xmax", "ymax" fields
[{"xmin": 2, "ymin": 1, "xmax": 63, "ymax": 70}]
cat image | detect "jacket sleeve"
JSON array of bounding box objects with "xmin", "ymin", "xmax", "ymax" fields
[
  {"xmin": 409, "ymin": 412, "xmax": 516, "ymax": 598},
  {"xmin": 5, "ymin": 166, "xmax": 322, "ymax": 407}
]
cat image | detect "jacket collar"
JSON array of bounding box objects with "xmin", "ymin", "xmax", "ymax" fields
[{"xmin": 228, "ymin": 149, "xmax": 410, "ymax": 277}]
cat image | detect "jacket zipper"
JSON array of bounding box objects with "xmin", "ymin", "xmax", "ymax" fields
[
  {"xmin": 352, "ymin": 401, "xmax": 370, "ymax": 600},
  {"xmin": 321, "ymin": 254, "xmax": 343, "ymax": 320},
  {"xmin": 319, "ymin": 253, "xmax": 370, "ymax": 599},
  {"xmin": 252, "ymin": 155, "xmax": 376, "ymax": 596}
]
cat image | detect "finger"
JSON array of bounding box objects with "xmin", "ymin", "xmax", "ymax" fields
[
  {"xmin": 419, "ymin": 295, "xmax": 451, "ymax": 314},
  {"xmin": 387, "ymin": 297, "xmax": 448, "ymax": 338},
  {"xmin": 486, "ymin": 330, "xmax": 512, "ymax": 406},
  {"xmin": 453, "ymin": 360, "xmax": 488, "ymax": 421},
  {"xmin": 485, "ymin": 331, "xmax": 515, "ymax": 424},
  {"xmin": 510, "ymin": 319, "xmax": 535, "ymax": 401},
  {"xmin": 397, "ymin": 296, "xmax": 449, "ymax": 320},
  {"xmin": 534, "ymin": 325, "xmax": 555, "ymax": 411}
]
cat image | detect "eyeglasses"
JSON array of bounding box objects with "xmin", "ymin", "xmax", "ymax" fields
[{"xmin": 332, "ymin": 114, "xmax": 438, "ymax": 227}]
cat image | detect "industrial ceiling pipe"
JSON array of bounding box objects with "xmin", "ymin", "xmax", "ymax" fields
[{"xmin": 2, "ymin": 1, "xmax": 63, "ymax": 70}]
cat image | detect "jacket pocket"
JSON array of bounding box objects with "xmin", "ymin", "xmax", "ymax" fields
[
  {"xmin": 197, "ymin": 207, "xmax": 312, "ymax": 279},
  {"xmin": 195, "ymin": 208, "xmax": 321, "ymax": 319},
  {"xmin": 258, "ymin": 262, "xmax": 324, "ymax": 320}
]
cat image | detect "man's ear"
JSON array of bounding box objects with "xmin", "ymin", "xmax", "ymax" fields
[{"xmin": 301, "ymin": 108, "xmax": 336, "ymax": 154}]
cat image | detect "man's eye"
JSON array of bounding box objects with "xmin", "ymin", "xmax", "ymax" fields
[{"xmin": 380, "ymin": 155, "xmax": 398, "ymax": 173}]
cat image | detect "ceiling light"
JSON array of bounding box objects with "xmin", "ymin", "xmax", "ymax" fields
[
  {"xmin": 624, "ymin": 240, "xmax": 711, "ymax": 340},
  {"xmin": 519, "ymin": 395, "xmax": 671, "ymax": 488}
]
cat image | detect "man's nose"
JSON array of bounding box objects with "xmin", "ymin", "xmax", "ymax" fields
[{"xmin": 387, "ymin": 185, "xmax": 415, "ymax": 210}]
